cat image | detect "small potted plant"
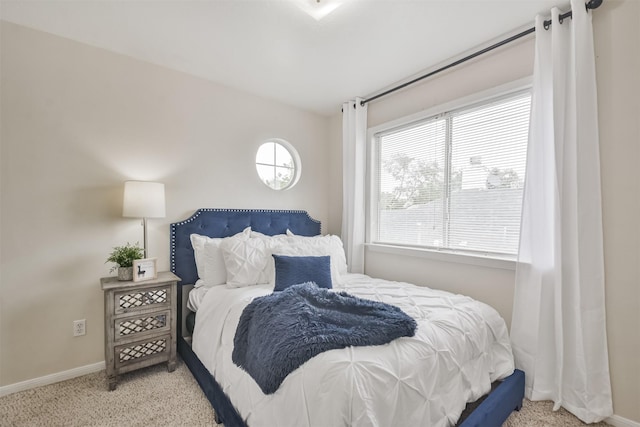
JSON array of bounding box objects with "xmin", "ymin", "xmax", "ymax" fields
[{"xmin": 106, "ymin": 242, "xmax": 144, "ymax": 281}]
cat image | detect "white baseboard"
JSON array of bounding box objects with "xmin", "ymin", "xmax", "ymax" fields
[
  {"xmin": 0, "ymin": 361, "xmax": 105, "ymax": 397},
  {"xmin": 607, "ymin": 414, "xmax": 640, "ymax": 427}
]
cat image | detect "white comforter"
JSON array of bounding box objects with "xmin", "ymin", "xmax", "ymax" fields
[{"xmin": 192, "ymin": 274, "xmax": 514, "ymax": 427}]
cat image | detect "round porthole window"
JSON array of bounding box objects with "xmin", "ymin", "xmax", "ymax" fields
[{"xmin": 255, "ymin": 139, "xmax": 301, "ymax": 190}]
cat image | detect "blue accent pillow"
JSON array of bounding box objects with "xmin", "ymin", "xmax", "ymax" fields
[{"xmin": 273, "ymin": 255, "xmax": 332, "ymax": 292}]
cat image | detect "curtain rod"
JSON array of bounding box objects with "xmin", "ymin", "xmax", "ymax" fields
[{"xmin": 360, "ymin": 0, "xmax": 603, "ymax": 107}]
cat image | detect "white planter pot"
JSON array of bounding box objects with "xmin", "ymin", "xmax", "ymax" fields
[{"xmin": 118, "ymin": 266, "xmax": 133, "ymax": 281}]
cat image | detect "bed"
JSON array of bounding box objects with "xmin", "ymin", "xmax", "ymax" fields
[{"xmin": 170, "ymin": 208, "xmax": 524, "ymax": 427}]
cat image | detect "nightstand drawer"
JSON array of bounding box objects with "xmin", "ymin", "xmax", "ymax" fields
[
  {"xmin": 114, "ymin": 285, "xmax": 171, "ymax": 315},
  {"xmin": 114, "ymin": 310, "xmax": 171, "ymax": 341},
  {"xmin": 114, "ymin": 334, "xmax": 171, "ymax": 369}
]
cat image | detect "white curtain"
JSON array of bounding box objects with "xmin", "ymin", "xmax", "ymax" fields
[
  {"xmin": 341, "ymin": 98, "xmax": 368, "ymax": 273},
  {"xmin": 511, "ymin": 0, "xmax": 613, "ymax": 423}
]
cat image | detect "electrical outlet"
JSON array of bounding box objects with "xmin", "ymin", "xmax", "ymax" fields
[{"xmin": 73, "ymin": 319, "xmax": 86, "ymax": 337}]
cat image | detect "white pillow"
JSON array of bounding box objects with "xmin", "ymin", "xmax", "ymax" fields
[
  {"xmin": 250, "ymin": 230, "xmax": 288, "ymax": 242},
  {"xmin": 271, "ymin": 234, "xmax": 348, "ymax": 284},
  {"xmin": 190, "ymin": 227, "xmax": 250, "ymax": 287},
  {"xmin": 220, "ymin": 233, "xmax": 277, "ymax": 287},
  {"xmin": 250, "ymin": 230, "xmax": 269, "ymax": 239},
  {"xmin": 190, "ymin": 234, "xmax": 222, "ymax": 287}
]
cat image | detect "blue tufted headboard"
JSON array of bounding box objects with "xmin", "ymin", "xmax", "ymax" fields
[{"xmin": 170, "ymin": 208, "xmax": 321, "ymax": 286}]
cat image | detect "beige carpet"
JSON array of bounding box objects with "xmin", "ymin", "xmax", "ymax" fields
[{"xmin": 0, "ymin": 360, "xmax": 611, "ymax": 427}]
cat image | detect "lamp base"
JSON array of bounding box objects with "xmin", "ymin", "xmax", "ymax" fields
[{"xmin": 143, "ymin": 217, "xmax": 148, "ymax": 258}]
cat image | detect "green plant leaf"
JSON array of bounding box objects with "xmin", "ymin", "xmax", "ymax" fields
[{"xmin": 106, "ymin": 242, "xmax": 144, "ymax": 272}]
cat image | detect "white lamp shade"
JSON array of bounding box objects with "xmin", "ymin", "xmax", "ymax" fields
[{"xmin": 122, "ymin": 181, "xmax": 166, "ymax": 218}]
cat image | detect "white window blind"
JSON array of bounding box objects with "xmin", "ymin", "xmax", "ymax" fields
[{"xmin": 373, "ymin": 90, "xmax": 531, "ymax": 257}]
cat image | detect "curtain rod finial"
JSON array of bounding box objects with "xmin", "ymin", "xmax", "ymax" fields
[{"xmin": 586, "ymin": 0, "xmax": 603, "ymax": 10}]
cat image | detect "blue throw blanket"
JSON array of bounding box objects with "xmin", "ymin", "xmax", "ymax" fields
[{"xmin": 232, "ymin": 282, "xmax": 417, "ymax": 394}]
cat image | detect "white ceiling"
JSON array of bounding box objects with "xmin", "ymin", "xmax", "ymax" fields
[{"xmin": 0, "ymin": 0, "xmax": 569, "ymax": 116}]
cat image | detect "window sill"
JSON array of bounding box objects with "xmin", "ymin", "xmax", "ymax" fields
[{"xmin": 365, "ymin": 243, "xmax": 517, "ymax": 271}]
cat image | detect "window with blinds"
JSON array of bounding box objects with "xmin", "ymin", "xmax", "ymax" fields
[{"xmin": 372, "ymin": 89, "xmax": 531, "ymax": 257}]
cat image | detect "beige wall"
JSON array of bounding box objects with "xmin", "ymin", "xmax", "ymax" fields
[
  {"xmin": 0, "ymin": 21, "xmax": 330, "ymax": 386},
  {"xmin": 326, "ymin": 113, "xmax": 343, "ymax": 236},
  {"xmin": 594, "ymin": 0, "xmax": 640, "ymax": 423},
  {"xmin": 333, "ymin": 0, "xmax": 639, "ymax": 422}
]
